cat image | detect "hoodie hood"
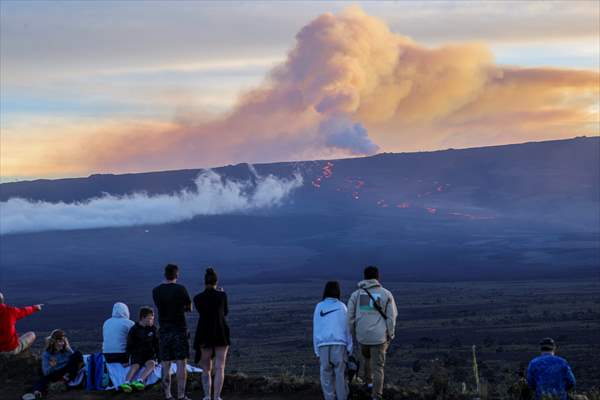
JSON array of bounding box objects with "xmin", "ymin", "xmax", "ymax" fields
[
  {"xmin": 111, "ymin": 302, "xmax": 130, "ymax": 319},
  {"xmin": 358, "ymin": 279, "xmax": 381, "ymax": 289}
]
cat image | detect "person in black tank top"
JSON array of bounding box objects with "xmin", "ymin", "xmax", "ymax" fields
[{"xmin": 193, "ymin": 267, "xmax": 229, "ymax": 400}]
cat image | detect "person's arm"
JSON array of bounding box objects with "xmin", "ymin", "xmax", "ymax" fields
[
  {"xmin": 347, "ymin": 291, "xmax": 357, "ymax": 337},
  {"xmin": 313, "ymin": 304, "xmax": 320, "ymax": 357},
  {"xmin": 526, "ymin": 362, "xmax": 536, "ymax": 390},
  {"xmin": 565, "ymin": 363, "xmax": 576, "ymax": 390},
  {"xmin": 10, "ymin": 305, "xmax": 41, "ymax": 321},
  {"xmin": 183, "ymin": 287, "xmax": 192, "ymax": 312},
  {"xmin": 385, "ymin": 291, "xmax": 398, "ymax": 341},
  {"xmin": 126, "ymin": 325, "xmax": 135, "ymax": 355},
  {"xmin": 342, "ymin": 304, "xmax": 353, "ymax": 354},
  {"xmin": 152, "ymin": 327, "xmax": 160, "ymax": 360},
  {"xmin": 42, "ymin": 352, "xmax": 54, "ymax": 375},
  {"xmin": 223, "ymin": 292, "xmax": 229, "ymax": 317}
]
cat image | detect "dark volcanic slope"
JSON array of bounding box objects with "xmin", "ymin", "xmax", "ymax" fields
[
  {"xmin": 2, "ymin": 137, "xmax": 598, "ymax": 221},
  {"xmin": 0, "ymin": 137, "xmax": 598, "ymax": 289}
]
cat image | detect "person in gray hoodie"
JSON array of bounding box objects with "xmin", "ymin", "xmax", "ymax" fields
[
  {"xmin": 102, "ymin": 302, "xmax": 135, "ymax": 364},
  {"xmin": 347, "ymin": 266, "xmax": 398, "ymax": 400}
]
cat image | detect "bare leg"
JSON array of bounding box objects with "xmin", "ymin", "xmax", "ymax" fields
[
  {"xmin": 176, "ymin": 359, "xmax": 187, "ymax": 398},
  {"xmin": 200, "ymin": 348, "xmax": 213, "ymax": 399},
  {"xmin": 140, "ymin": 360, "xmax": 157, "ymax": 383},
  {"xmin": 213, "ymin": 346, "xmax": 228, "ymax": 399},
  {"xmin": 161, "ymin": 361, "xmax": 173, "ymax": 398},
  {"xmin": 125, "ymin": 363, "xmax": 141, "ymax": 382}
]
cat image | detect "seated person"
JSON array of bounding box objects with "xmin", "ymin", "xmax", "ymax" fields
[
  {"xmin": 22, "ymin": 330, "xmax": 84, "ymax": 399},
  {"xmin": 0, "ymin": 292, "xmax": 42, "ymax": 355},
  {"xmin": 102, "ymin": 302, "xmax": 134, "ymax": 364},
  {"xmin": 120, "ymin": 306, "xmax": 160, "ymax": 392}
]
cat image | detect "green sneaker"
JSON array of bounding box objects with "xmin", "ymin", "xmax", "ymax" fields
[
  {"xmin": 131, "ymin": 380, "xmax": 145, "ymax": 391},
  {"xmin": 120, "ymin": 382, "xmax": 133, "ymax": 393}
]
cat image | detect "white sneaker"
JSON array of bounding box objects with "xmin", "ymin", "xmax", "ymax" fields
[{"xmin": 22, "ymin": 394, "xmax": 36, "ymax": 400}]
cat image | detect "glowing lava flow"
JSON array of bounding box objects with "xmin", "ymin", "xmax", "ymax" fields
[{"xmin": 312, "ymin": 161, "xmax": 335, "ymax": 188}]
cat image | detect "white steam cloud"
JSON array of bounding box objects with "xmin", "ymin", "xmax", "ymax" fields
[{"xmin": 0, "ymin": 169, "xmax": 303, "ymax": 235}]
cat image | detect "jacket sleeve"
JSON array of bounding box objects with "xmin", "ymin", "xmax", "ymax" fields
[
  {"xmin": 565, "ymin": 363, "xmax": 576, "ymax": 390},
  {"xmin": 347, "ymin": 291, "xmax": 357, "ymax": 337},
  {"xmin": 526, "ymin": 362, "xmax": 536, "ymax": 390},
  {"xmin": 313, "ymin": 305, "xmax": 319, "ymax": 357},
  {"xmin": 223, "ymin": 292, "xmax": 229, "ymax": 317},
  {"xmin": 42, "ymin": 352, "xmax": 53, "ymax": 375},
  {"xmin": 342, "ymin": 304, "xmax": 353, "ymax": 354},
  {"xmin": 126, "ymin": 326, "xmax": 135, "ymax": 355},
  {"xmin": 385, "ymin": 290, "xmax": 398, "ymax": 340},
  {"xmin": 10, "ymin": 305, "xmax": 38, "ymax": 321}
]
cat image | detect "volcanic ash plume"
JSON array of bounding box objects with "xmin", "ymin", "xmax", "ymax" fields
[
  {"xmin": 34, "ymin": 6, "xmax": 600, "ymax": 175},
  {"xmin": 0, "ymin": 169, "xmax": 303, "ymax": 235}
]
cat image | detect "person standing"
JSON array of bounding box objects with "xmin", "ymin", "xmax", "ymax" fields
[
  {"xmin": 0, "ymin": 292, "xmax": 42, "ymax": 355},
  {"xmin": 153, "ymin": 264, "xmax": 192, "ymax": 400},
  {"xmin": 313, "ymin": 281, "xmax": 352, "ymax": 400},
  {"xmin": 193, "ymin": 267, "xmax": 230, "ymax": 400},
  {"xmin": 526, "ymin": 337, "xmax": 576, "ymax": 400},
  {"xmin": 347, "ymin": 266, "xmax": 398, "ymax": 400}
]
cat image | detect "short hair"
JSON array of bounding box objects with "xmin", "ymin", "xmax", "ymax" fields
[
  {"xmin": 364, "ymin": 265, "xmax": 379, "ymax": 280},
  {"xmin": 205, "ymin": 267, "xmax": 218, "ymax": 285},
  {"xmin": 139, "ymin": 306, "xmax": 154, "ymax": 320},
  {"xmin": 539, "ymin": 337, "xmax": 556, "ymax": 351},
  {"xmin": 322, "ymin": 281, "xmax": 341, "ymax": 300},
  {"xmin": 0, "ymin": 292, "xmax": 4, "ymax": 304},
  {"xmin": 164, "ymin": 264, "xmax": 179, "ymax": 280}
]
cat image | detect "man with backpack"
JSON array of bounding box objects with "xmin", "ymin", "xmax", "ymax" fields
[{"xmin": 347, "ymin": 266, "xmax": 398, "ymax": 400}]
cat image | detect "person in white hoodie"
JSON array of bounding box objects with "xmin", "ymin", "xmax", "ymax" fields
[
  {"xmin": 313, "ymin": 281, "xmax": 353, "ymax": 400},
  {"xmin": 102, "ymin": 302, "xmax": 135, "ymax": 364}
]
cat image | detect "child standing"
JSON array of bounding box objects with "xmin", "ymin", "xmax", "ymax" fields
[{"xmin": 120, "ymin": 307, "xmax": 159, "ymax": 392}]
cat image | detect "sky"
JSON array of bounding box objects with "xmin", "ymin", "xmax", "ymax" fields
[{"xmin": 1, "ymin": 1, "xmax": 599, "ymax": 181}]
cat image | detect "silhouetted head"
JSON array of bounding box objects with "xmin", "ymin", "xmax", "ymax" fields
[
  {"xmin": 322, "ymin": 281, "xmax": 341, "ymax": 300},
  {"xmin": 205, "ymin": 267, "xmax": 218, "ymax": 286},
  {"xmin": 164, "ymin": 263, "xmax": 179, "ymax": 281},
  {"xmin": 363, "ymin": 265, "xmax": 380, "ymax": 281},
  {"xmin": 539, "ymin": 337, "xmax": 556, "ymax": 353},
  {"xmin": 0, "ymin": 292, "xmax": 4, "ymax": 304},
  {"xmin": 139, "ymin": 306, "xmax": 155, "ymax": 326}
]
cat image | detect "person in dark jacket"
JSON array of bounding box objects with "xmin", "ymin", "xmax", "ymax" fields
[
  {"xmin": 193, "ymin": 267, "xmax": 230, "ymax": 400},
  {"xmin": 119, "ymin": 307, "xmax": 160, "ymax": 392}
]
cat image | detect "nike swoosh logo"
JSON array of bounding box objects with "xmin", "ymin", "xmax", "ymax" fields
[{"xmin": 320, "ymin": 309, "xmax": 339, "ymax": 317}]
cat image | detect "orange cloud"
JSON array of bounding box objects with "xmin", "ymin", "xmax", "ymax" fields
[{"xmin": 2, "ymin": 6, "xmax": 599, "ymax": 178}]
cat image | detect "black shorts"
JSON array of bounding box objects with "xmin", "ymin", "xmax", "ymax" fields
[
  {"xmin": 104, "ymin": 352, "xmax": 129, "ymax": 364},
  {"xmin": 131, "ymin": 353, "xmax": 156, "ymax": 366},
  {"xmin": 159, "ymin": 327, "xmax": 190, "ymax": 361}
]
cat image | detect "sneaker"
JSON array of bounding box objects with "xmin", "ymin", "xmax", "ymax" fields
[
  {"xmin": 131, "ymin": 380, "xmax": 145, "ymax": 391},
  {"xmin": 21, "ymin": 394, "xmax": 36, "ymax": 400},
  {"xmin": 120, "ymin": 382, "xmax": 133, "ymax": 393}
]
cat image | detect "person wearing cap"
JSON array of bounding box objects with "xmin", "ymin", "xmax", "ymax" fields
[
  {"xmin": 0, "ymin": 292, "xmax": 43, "ymax": 355},
  {"xmin": 526, "ymin": 337, "xmax": 576, "ymax": 400},
  {"xmin": 22, "ymin": 329, "xmax": 84, "ymax": 399}
]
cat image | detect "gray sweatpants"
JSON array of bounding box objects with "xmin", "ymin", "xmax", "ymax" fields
[{"xmin": 318, "ymin": 344, "xmax": 348, "ymax": 400}]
